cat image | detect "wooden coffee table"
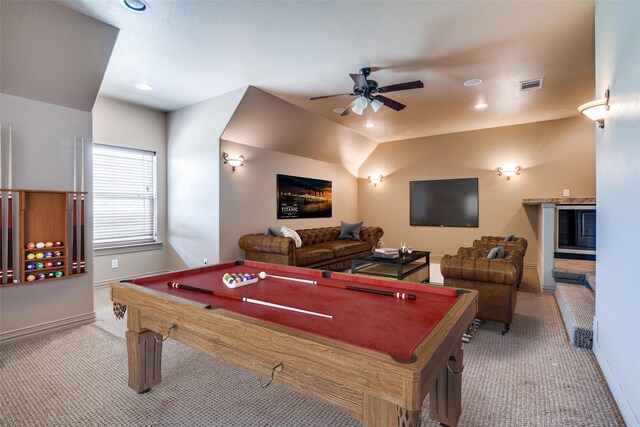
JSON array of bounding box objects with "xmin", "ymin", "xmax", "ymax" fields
[{"xmin": 351, "ymin": 251, "xmax": 430, "ymax": 282}]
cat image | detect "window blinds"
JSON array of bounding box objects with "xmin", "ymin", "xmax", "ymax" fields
[{"xmin": 93, "ymin": 144, "xmax": 157, "ymax": 248}]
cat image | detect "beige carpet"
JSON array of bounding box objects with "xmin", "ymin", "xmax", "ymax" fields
[{"xmin": 0, "ymin": 273, "xmax": 625, "ymax": 426}]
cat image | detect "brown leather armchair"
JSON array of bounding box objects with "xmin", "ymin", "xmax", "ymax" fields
[
  {"xmin": 473, "ymin": 236, "xmax": 528, "ymax": 287},
  {"xmin": 441, "ymin": 247, "xmax": 522, "ymax": 334}
]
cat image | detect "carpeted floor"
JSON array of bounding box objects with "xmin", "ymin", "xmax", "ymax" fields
[{"xmin": 0, "ymin": 268, "xmax": 626, "ymax": 426}]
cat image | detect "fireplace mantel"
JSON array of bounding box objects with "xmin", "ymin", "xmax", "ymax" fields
[{"xmin": 522, "ymin": 197, "xmax": 596, "ymax": 206}]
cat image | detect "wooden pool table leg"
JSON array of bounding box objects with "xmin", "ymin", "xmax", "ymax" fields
[
  {"xmin": 362, "ymin": 395, "xmax": 420, "ymax": 427},
  {"xmin": 429, "ymin": 344, "xmax": 463, "ymax": 427},
  {"xmin": 125, "ymin": 329, "xmax": 163, "ymax": 393}
]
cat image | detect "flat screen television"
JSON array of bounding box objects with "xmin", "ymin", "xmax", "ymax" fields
[{"xmin": 410, "ymin": 178, "xmax": 479, "ymax": 227}]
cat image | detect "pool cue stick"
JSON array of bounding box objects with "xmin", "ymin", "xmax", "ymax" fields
[
  {"xmin": 167, "ymin": 281, "xmax": 333, "ymax": 319},
  {"xmin": 260, "ymin": 272, "xmax": 416, "ymax": 300}
]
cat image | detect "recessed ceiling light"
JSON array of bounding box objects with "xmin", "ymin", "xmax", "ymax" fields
[
  {"xmin": 464, "ymin": 79, "xmax": 483, "ymax": 87},
  {"xmin": 333, "ymin": 108, "xmax": 345, "ymax": 114},
  {"xmin": 364, "ymin": 122, "xmax": 374, "ymax": 128},
  {"xmin": 120, "ymin": 0, "xmax": 149, "ymax": 12},
  {"xmin": 474, "ymin": 102, "xmax": 488, "ymax": 109},
  {"xmin": 135, "ymin": 83, "xmax": 153, "ymax": 91}
]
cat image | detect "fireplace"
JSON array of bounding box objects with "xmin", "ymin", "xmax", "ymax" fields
[{"xmin": 556, "ymin": 205, "xmax": 596, "ymax": 256}]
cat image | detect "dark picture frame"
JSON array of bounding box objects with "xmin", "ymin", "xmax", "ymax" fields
[{"xmin": 277, "ymin": 174, "xmax": 332, "ymax": 219}]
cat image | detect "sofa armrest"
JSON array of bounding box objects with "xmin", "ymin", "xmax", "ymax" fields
[
  {"xmin": 359, "ymin": 226, "xmax": 384, "ymax": 249},
  {"xmin": 238, "ymin": 234, "xmax": 295, "ymax": 255}
]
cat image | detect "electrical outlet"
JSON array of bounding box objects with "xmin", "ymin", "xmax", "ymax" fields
[
  {"xmin": 112, "ymin": 259, "xmax": 119, "ymax": 269},
  {"xmin": 563, "ymin": 189, "xmax": 570, "ymax": 197},
  {"xmin": 203, "ymin": 258, "xmax": 208, "ymax": 266}
]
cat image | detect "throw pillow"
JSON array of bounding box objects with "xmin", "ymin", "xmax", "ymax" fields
[
  {"xmin": 487, "ymin": 246, "xmax": 505, "ymax": 259},
  {"xmin": 504, "ymin": 234, "xmax": 515, "ymax": 242},
  {"xmin": 281, "ymin": 226, "xmax": 302, "ymax": 248},
  {"xmin": 338, "ymin": 220, "xmax": 364, "ymax": 240},
  {"xmin": 264, "ymin": 227, "xmax": 282, "ymax": 237}
]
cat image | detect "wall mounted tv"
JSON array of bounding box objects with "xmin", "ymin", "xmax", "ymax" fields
[{"xmin": 410, "ymin": 178, "xmax": 479, "ymax": 227}]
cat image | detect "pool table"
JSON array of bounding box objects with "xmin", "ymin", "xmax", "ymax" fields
[{"xmin": 110, "ymin": 260, "xmax": 477, "ymax": 427}]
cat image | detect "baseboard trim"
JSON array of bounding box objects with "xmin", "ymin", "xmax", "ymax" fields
[
  {"xmin": 93, "ymin": 269, "xmax": 171, "ymax": 288},
  {"xmin": 0, "ymin": 312, "xmax": 96, "ymax": 345},
  {"xmin": 593, "ymin": 332, "xmax": 640, "ymax": 427}
]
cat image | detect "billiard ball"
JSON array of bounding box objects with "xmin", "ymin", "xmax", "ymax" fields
[
  {"xmin": 44, "ymin": 252, "xmax": 53, "ymax": 258},
  {"xmin": 53, "ymin": 251, "xmax": 62, "ymax": 257},
  {"xmin": 36, "ymin": 242, "xmax": 45, "ymax": 249},
  {"xmin": 54, "ymin": 241, "xmax": 63, "ymax": 247},
  {"xmin": 26, "ymin": 253, "xmax": 36, "ymax": 260},
  {"xmin": 45, "ymin": 242, "xmax": 54, "ymax": 248},
  {"xmin": 47, "ymin": 272, "xmax": 55, "ymax": 278},
  {"xmin": 54, "ymin": 261, "xmax": 63, "ymax": 267},
  {"xmin": 35, "ymin": 252, "xmax": 44, "ymax": 259},
  {"xmin": 27, "ymin": 264, "xmax": 36, "ymax": 270},
  {"xmin": 36, "ymin": 262, "xmax": 44, "ymax": 269},
  {"xmin": 27, "ymin": 274, "xmax": 36, "ymax": 282},
  {"xmin": 55, "ymin": 271, "xmax": 64, "ymax": 277},
  {"xmin": 26, "ymin": 242, "xmax": 36, "ymax": 249},
  {"xmin": 45, "ymin": 262, "xmax": 54, "ymax": 268},
  {"xmin": 37, "ymin": 273, "xmax": 46, "ymax": 280},
  {"xmin": 258, "ymin": 271, "xmax": 267, "ymax": 279}
]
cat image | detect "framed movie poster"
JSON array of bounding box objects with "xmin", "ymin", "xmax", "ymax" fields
[{"xmin": 277, "ymin": 174, "xmax": 332, "ymax": 219}]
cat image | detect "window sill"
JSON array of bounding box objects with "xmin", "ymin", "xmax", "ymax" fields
[{"xmin": 94, "ymin": 242, "xmax": 163, "ymax": 256}]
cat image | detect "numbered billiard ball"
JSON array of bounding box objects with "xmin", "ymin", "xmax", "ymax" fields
[
  {"xmin": 47, "ymin": 272, "xmax": 55, "ymax": 278},
  {"xmin": 26, "ymin": 242, "xmax": 36, "ymax": 249},
  {"xmin": 55, "ymin": 271, "xmax": 64, "ymax": 277},
  {"xmin": 54, "ymin": 261, "xmax": 63, "ymax": 267},
  {"xmin": 45, "ymin": 262, "xmax": 54, "ymax": 268},
  {"xmin": 27, "ymin": 274, "xmax": 37, "ymax": 282},
  {"xmin": 37, "ymin": 273, "xmax": 46, "ymax": 280},
  {"xmin": 44, "ymin": 252, "xmax": 53, "ymax": 258},
  {"xmin": 45, "ymin": 242, "xmax": 54, "ymax": 248},
  {"xmin": 36, "ymin": 242, "xmax": 45, "ymax": 249},
  {"xmin": 53, "ymin": 251, "xmax": 62, "ymax": 257},
  {"xmin": 26, "ymin": 253, "xmax": 36, "ymax": 260},
  {"xmin": 35, "ymin": 252, "xmax": 44, "ymax": 259},
  {"xmin": 54, "ymin": 241, "xmax": 63, "ymax": 247},
  {"xmin": 36, "ymin": 262, "xmax": 44, "ymax": 269},
  {"xmin": 27, "ymin": 264, "xmax": 36, "ymax": 270}
]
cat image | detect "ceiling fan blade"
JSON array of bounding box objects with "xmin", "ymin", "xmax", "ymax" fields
[
  {"xmin": 340, "ymin": 99, "xmax": 358, "ymax": 116},
  {"xmin": 377, "ymin": 80, "xmax": 424, "ymax": 94},
  {"xmin": 308, "ymin": 93, "xmax": 355, "ymax": 101},
  {"xmin": 349, "ymin": 73, "xmax": 368, "ymax": 89},
  {"xmin": 375, "ymin": 95, "xmax": 406, "ymax": 111}
]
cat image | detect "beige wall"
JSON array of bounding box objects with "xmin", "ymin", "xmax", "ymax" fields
[
  {"xmin": 92, "ymin": 96, "xmax": 168, "ymax": 285},
  {"xmin": 358, "ymin": 117, "xmax": 595, "ymax": 264},
  {"xmin": 220, "ymin": 140, "xmax": 359, "ymax": 262}
]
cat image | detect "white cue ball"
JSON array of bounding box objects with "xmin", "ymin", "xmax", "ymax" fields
[{"xmin": 258, "ymin": 271, "xmax": 267, "ymax": 280}]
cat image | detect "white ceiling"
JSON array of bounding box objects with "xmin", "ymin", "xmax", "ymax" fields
[{"xmin": 58, "ymin": 0, "xmax": 595, "ymax": 142}]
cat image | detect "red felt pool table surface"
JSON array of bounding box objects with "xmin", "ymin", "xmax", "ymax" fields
[{"xmin": 129, "ymin": 260, "xmax": 460, "ymax": 362}]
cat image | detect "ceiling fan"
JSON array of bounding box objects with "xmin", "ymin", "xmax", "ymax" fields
[{"xmin": 309, "ymin": 67, "xmax": 423, "ymax": 116}]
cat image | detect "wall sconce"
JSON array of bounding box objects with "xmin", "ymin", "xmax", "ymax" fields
[
  {"xmin": 497, "ymin": 166, "xmax": 520, "ymax": 180},
  {"xmin": 368, "ymin": 175, "xmax": 383, "ymax": 187},
  {"xmin": 222, "ymin": 152, "xmax": 244, "ymax": 172},
  {"xmin": 578, "ymin": 89, "xmax": 609, "ymax": 128}
]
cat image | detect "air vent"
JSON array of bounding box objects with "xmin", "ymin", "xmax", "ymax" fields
[{"xmin": 520, "ymin": 78, "xmax": 543, "ymax": 91}]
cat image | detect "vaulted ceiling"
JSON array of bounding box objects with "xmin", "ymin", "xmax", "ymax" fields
[{"xmin": 58, "ymin": 0, "xmax": 595, "ymax": 142}]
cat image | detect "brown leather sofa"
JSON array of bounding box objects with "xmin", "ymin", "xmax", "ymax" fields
[
  {"xmin": 238, "ymin": 226, "xmax": 383, "ymax": 271},
  {"xmin": 441, "ymin": 246, "xmax": 523, "ymax": 334}
]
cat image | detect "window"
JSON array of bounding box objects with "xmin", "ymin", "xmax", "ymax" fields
[{"xmin": 93, "ymin": 144, "xmax": 157, "ymax": 249}]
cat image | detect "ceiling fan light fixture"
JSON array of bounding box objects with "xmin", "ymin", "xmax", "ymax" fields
[
  {"xmin": 352, "ymin": 96, "xmax": 368, "ymax": 115},
  {"xmin": 464, "ymin": 79, "xmax": 483, "ymax": 87},
  {"xmin": 370, "ymin": 98, "xmax": 383, "ymax": 113}
]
